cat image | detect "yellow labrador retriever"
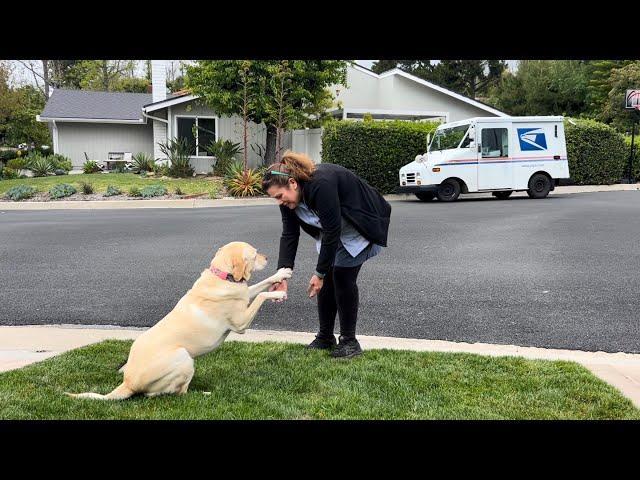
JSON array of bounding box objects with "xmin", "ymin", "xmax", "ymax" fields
[{"xmin": 66, "ymin": 241, "xmax": 291, "ymax": 400}]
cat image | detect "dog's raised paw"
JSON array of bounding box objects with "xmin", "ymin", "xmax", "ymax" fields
[{"xmin": 276, "ymin": 268, "xmax": 293, "ymax": 280}]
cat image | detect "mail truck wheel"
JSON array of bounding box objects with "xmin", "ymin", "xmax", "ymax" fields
[
  {"xmin": 415, "ymin": 192, "xmax": 436, "ymax": 202},
  {"xmin": 492, "ymin": 191, "xmax": 513, "ymax": 200},
  {"xmin": 527, "ymin": 174, "xmax": 551, "ymax": 199},
  {"xmin": 437, "ymin": 179, "xmax": 461, "ymax": 202}
]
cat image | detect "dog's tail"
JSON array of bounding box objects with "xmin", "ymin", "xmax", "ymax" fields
[{"xmin": 65, "ymin": 382, "xmax": 134, "ymax": 401}]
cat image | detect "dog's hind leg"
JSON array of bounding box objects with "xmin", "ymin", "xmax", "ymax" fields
[{"xmin": 143, "ymin": 348, "xmax": 195, "ymax": 397}]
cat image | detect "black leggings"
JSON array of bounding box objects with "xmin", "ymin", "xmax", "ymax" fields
[{"xmin": 316, "ymin": 264, "xmax": 363, "ymax": 340}]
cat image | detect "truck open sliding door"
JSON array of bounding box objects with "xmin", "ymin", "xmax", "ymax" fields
[{"xmin": 477, "ymin": 123, "xmax": 513, "ymax": 190}]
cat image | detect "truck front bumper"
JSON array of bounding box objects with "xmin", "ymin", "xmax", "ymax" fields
[{"xmin": 396, "ymin": 184, "xmax": 439, "ymax": 194}]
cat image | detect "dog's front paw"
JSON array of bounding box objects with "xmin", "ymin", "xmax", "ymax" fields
[
  {"xmin": 274, "ymin": 268, "xmax": 293, "ymax": 282},
  {"xmin": 268, "ymin": 291, "xmax": 287, "ymax": 300}
]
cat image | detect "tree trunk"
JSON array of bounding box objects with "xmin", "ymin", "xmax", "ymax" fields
[
  {"xmin": 265, "ymin": 124, "xmax": 277, "ymax": 166},
  {"xmin": 42, "ymin": 60, "xmax": 50, "ymax": 99},
  {"xmin": 102, "ymin": 60, "xmax": 109, "ymax": 91}
]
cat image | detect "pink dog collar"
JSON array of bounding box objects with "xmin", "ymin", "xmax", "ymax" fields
[{"xmin": 210, "ymin": 266, "xmax": 243, "ymax": 283}]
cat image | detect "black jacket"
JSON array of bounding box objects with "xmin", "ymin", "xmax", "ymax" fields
[{"xmin": 277, "ymin": 163, "xmax": 391, "ymax": 276}]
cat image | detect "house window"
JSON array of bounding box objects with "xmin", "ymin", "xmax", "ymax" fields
[{"xmin": 176, "ymin": 117, "xmax": 216, "ymax": 157}]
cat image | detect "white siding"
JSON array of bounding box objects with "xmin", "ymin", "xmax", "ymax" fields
[
  {"xmin": 170, "ymin": 100, "xmax": 268, "ymax": 170},
  {"xmin": 330, "ymin": 65, "xmax": 501, "ymax": 122},
  {"xmin": 292, "ymin": 128, "xmax": 323, "ymax": 163},
  {"xmin": 153, "ymin": 120, "xmax": 167, "ymax": 161},
  {"xmin": 56, "ymin": 122, "xmax": 154, "ymax": 169},
  {"xmin": 389, "ymin": 75, "xmax": 493, "ymax": 122}
]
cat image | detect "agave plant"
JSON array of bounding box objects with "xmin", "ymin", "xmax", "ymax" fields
[
  {"xmin": 132, "ymin": 152, "xmax": 154, "ymax": 172},
  {"xmin": 27, "ymin": 155, "xmax": 54, "ymax": 177},
  {"xmin": 205, "ymin": 139, "xmax": 243, "ymax": 176},
  {"xmin": 223, "ymin": 161, "xmax": 263, "ymax": 197},
  {"xmin": 158, "ymin": 138, "xmax": 194, "ymax": 178}
]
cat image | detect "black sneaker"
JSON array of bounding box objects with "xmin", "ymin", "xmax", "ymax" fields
[
  {"xmin": 306, "ymin": 334, "xmax": 337, "ymax": 350},
  {"xmin": 331, "ymin": 336, "xmax": 363, "ymax": 359}
]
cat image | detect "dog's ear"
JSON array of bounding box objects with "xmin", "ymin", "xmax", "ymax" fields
[
  {"xmin": 231, "ymin": 253, "xmax": 246, "ymax": 282},
  {"xmin": 243, "ymin": 254, "xmax": 253, "ymax": 282}
]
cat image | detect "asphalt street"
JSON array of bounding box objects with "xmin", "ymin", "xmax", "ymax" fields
[{"xmin": 1, "ymin": 191, "xmax": 639, "ymax": 353}]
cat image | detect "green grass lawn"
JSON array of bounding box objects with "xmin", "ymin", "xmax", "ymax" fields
[
  {"xmin": 0, "ymin": 173, "xmax": 226, "ymax": 198},
  {"xmin": 0, "ymin": 340, "xmax": 637, "ymax": 420}
]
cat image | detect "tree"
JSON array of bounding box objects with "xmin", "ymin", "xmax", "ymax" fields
[
  {"xmin": 186, "ymin": 60, "xmax": 347, "ymax": 165},
  {"xmin": 601, "ymin": 62, "xmax": 640, "ymax": 132},
  {"xmin": 371, "ymin": 60, "xmax": 399, "ymax": 74},
  {"xmin": 372, "ymin": 60, "xmax": 507, "ymax": 98},
  {"xmin": 586, "ymin": 60, "xmax": 635, "ymax": 120},
  {"xmin": 485, "ymin": 60, "xmax": 590, "ymax": 117}
]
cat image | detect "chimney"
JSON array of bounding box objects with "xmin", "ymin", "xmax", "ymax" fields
[{"xmin": 151, "ymin": 60, "xmax": 167, "ymax": 103}]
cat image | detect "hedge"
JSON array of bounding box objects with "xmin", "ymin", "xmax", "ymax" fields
[
  {"xmin": 321, "ymin": 120, "xmax": 439, "ymax": 194},
  {"xmin": 564, "ymin": 118, "xmax": 628, "ymax": 185},
  {"xmin": 322, "ymin": 118, "xmax": 630, "ymax": 191}
]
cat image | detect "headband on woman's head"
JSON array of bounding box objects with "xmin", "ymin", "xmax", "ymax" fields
[{"xmin": 270, "ymin": 170, "xmax": 290, "ymax": 177}]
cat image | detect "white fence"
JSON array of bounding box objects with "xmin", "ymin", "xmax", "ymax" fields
[{"xmin": 292, "ymin": 128, "xmax": 323, "ymax": 163}]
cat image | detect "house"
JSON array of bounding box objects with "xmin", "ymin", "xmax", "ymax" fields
[{"xmin": 37, "ymin": 61, "xmax": 506, "ymax": 171}]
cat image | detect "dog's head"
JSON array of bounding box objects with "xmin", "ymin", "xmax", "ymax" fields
[{"xmin": 211, "ymin": 242, "xmax": 267, "ymax": 282}]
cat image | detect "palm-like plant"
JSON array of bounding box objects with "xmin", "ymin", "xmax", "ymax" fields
[
  {"xmin": 132, "ymin": 152, "xmax": 155, "ymax": 172},
  {"xmin": 223, "ymin": 161, "xmax": 263, "ymax": 197},
  {"xmin": 158, "ymin": 138, "xmax": 194, "ymax": 178},
  {"xmin": 205, "ymin": 139, "xmax": 243, "ymax": 176},
  {"xmin": 27, "ymin": 154, "xmax": 54, "ymax": 177}
]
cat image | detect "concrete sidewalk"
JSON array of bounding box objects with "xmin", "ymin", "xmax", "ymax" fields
[
  {"xmin": 1, "ymin": 324, "xmax": 639, "ymax": 409},
  {"xmin": 0, "ymin": 183, "xmax": 638, "ymax": 210}
]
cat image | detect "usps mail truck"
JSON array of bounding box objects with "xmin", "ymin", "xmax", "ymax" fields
[{"xmin": 397, "ymin": 116, "xmax": 571, "ymax": 202}]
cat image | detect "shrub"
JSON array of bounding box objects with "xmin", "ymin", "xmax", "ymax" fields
[
  {"xmin": 79, "ymin": 181, "xmax": 94, "ymax": 194},
  {"xmin": 139, "ymin": 184, "xmax": 168, "ymax": 198},
  {"xmin": 565, "ymin": 118, "xmax": 627, "ymax": 185},
  {"xmin": 6, "ymin": 158, "xmax": 28, "ymax": 171},
  {"xmin": 5, "ymin": 184, "xmax": 37, "ymax": 200},
  {"xmin": 113, "ymin": 162, "xmax": 127, "ymax": 173},
  {"xmin": 49, "ymin": 154, "xmax": 73, "ymax": 172},
  {"xmin": 83, "ymin": 160, "xmax": 101, "ymax": 174},
  {"xmin": 1, "ymin": 167, "xmax": 19, "ymax": 180},
  {"xmin": 152, "ymin": 161, "xmax": 170, "ymax": 177},
  {"xmin": 104, "ymin": 185, "xmax": 122, "ymax": 197},
  {"xmin": 49, "ymin": 183, "xmax": 77, "ymax": 199},
  {"xmin": 205, "ymin": 139, "xmax": 243, "ymax": 176},
  {"xmin": 128, "ymin": 186, "xmax": 141, "ymax": 197},
  {"xmin": 132, "ymin": 152, "xmax": 155, "ymax": 172},
  {"xmin": 0, "ymin": 150, "xmax": 18, "ymax": 162},
  {"xmin": 223, "ymin": 161, "xmax": 263, "ymax": 197},
  {"xmin": 158, "ymin": 138, "xmax": 194, "ymax": 178},
  {"xmin": 27, "ymin": 155, "xmax": 54, "ymax": 177},
  {"xmin": 174, "ymin": 186, "xmax": 184, "ymax": 195},
  {"xmin": 321, "ymin": 120, "xmax": 440, "ymax": 194}
]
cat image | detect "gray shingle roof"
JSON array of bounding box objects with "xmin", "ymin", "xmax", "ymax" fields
[{"xmin": 40, "ymin": 89, "xmax": 153, "ymax": 121}]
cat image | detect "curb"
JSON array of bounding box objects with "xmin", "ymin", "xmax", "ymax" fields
[{"xmin": 1, "ymin": 184, "xmax": 639, "ymax": 210}]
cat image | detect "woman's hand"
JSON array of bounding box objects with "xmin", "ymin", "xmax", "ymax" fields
[
  {"xmin": 269, "ymin": 279, "xmax": 288, "ymax": 303},
  {"xmin": 307, "ymin": 275, "xmax": 324, "ymax": 298}
]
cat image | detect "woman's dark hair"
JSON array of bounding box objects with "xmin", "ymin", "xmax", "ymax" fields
[{"xmin": 262, "ymin": 150, "xmax": 316, "ymax": 191}]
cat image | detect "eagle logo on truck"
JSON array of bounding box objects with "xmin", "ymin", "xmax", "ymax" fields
[{"xmin": 517, "ymin": 128, "xmax": 548, "ymax": 151}]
